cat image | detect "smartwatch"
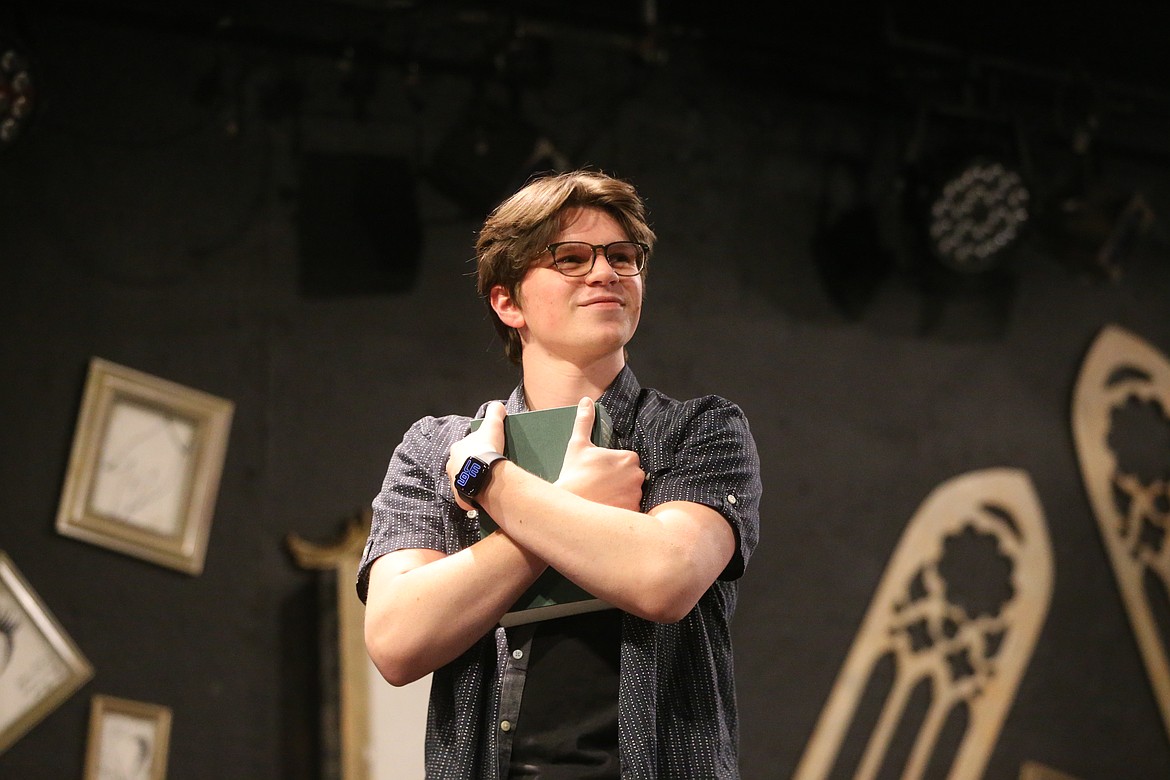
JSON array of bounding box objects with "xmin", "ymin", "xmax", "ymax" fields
[{"xmin": 454, "ymin": 451, "xmax": 506, "ymax": 505}]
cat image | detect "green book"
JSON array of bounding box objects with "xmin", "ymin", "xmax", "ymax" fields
[{"xmin": 470, "ymin": 402, "xmax": 616, "ymax": 627}]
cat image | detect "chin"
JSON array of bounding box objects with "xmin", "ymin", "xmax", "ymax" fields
[{"xmin": 562, "ymin": 336, "xmax": 632, "ymax": 364}]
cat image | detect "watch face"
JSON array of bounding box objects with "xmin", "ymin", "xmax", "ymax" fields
[{"xmin": 455, "ymin": 457, "xmax": 488, "ymax": 496}]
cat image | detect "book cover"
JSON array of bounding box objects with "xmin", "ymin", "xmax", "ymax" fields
[{"xmin": 470, "ymin": 402, "xmax": 616, "ymax": 627}]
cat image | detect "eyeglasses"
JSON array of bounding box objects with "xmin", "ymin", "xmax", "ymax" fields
[{"xmin": 546, "ymin": 241, "xmax": 648, "ymax": 277}]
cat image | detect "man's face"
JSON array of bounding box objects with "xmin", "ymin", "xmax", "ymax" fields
[{"xmin": 493, "ymin": 206, "xmax": 644, "ymax": 367}]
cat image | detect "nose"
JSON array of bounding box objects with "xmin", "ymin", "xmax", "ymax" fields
[{"xmin": 585, "ymin": 250, "xmax": 620, "ymax": 283}]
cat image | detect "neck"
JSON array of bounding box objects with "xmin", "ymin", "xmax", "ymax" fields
[{"xmin": 519, "ymin": 350, "xmax": 626, "ymax": 410}]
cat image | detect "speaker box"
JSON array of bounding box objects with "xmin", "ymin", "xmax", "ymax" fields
[{"xmin": 297, "ymin": 153, "xmax": 422, "ymax": 296}]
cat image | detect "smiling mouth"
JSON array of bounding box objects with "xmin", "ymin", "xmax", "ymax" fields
[{"xmin": 580, "ymin": 297, "xmax": 624, "ymax": 306}]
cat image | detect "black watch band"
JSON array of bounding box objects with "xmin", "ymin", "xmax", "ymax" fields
[{"xmin": 454, "ymin": 451, "xmax": 506, "ymax": 505}]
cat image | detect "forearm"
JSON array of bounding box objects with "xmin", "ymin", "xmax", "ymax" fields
[
  {"xmin": 478, "ymin": 461, "xmax": 735, "ymax": 623},
  {"xmin": 364, "ymin": 533, "xmax": 546, "ymax": 685}
]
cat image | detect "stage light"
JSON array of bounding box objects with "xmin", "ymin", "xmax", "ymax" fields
[
  {"xmin": 1040, "ymin": 187, "xmax": 1154, "ymax": 282},
  {"xmin": 0, "ymin": 42, "xmax": 34, "ymax": 147},
  {"xmin": 896, "ymin": 115, "xmax": 1033, "ymax": 340},
  {"xmin": 297, "ymin": 153, "xmax": 423, "ymax": 297},
  {"xmin": 926, "ymin": 158, "xmax": 1030, "ymax": 274},
  {"xmin": 427, "ymin": 96, "xmax": 569, "ymax": 218}
]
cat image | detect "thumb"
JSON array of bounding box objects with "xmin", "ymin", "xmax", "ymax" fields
[
  {"xmin": 569, "ymin": 396, "xmax": 596, "ymax": 446},
  {"xmin": 481, "ymin": 401, "xmax": 507, "ymax": 442}
]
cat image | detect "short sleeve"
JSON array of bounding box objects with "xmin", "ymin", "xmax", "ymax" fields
[
  {"xmin": 640, "ymin": 396, "xmax": 762, "ymax": 580},
  {"xmin": 356, "ymin": 415, "xmax": 475, "ymax": 602}
]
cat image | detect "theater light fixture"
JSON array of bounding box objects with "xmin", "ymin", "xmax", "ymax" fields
[
  {"xmin": 427, "ymin": 90, "xmax": 570, "ymax": 218},
  {"xmin": 0, "ymin": 40, "xmax": 34, "ymax": 147},
  {"xmin": 895, "ymin": 109, "xmax": 1034, "ymax": 339},
  {"xmin": 926, "ymin": 158, "xmax": 1031, "ymax": 274}
]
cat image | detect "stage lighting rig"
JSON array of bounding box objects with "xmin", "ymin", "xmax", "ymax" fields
[
  {"xmin": 926, "ymin": 158, "xmax": 1031, "ymax": 274},
  {"xmin": 0, "ymin": 39, "xmax": 34, "ymax": 147}
]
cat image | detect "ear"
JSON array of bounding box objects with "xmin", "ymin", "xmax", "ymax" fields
[{"xmin": 490, "ymin": 284, "xmax": 525, "ymax": 329}]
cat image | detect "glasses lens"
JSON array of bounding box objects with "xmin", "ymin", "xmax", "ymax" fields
[
  {"xmin": 605, "ymin": 242, "xmax": 644, "ymax": 275},
  {"xmin": 551, "ymin": 242, "xmax": 595, "ymax": 276}
]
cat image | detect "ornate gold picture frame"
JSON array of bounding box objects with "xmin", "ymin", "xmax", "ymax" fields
[
  {"xmin": 56, "ymin": 357, "xmax": 234, "ymax": 575},
  {"xmin": 288, "ymin": 510, "xmax": 431, "ymax": 780},
  {"xmin": 0, "ymin": 551, "xmax": 94, "ymax": 755},
  {"xmin": 82, "ymin": 694, "xmax": 172, "ymax": 780}
]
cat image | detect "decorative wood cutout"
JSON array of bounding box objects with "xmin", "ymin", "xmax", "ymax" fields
[
  {"xmin": 795, "ymin": 469, "xmax": 1053, "ymax": 780},
  {"xmin": 1018, "ymin": 760, "xmax": 1081, "ymax": 780},
  {"xmin": 1072, "ymin": 324, "xmax": 1170, "ymax": 741}
]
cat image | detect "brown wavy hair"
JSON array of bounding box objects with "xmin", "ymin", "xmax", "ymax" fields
[{"xmin": 475, "ymin": 169, "xmax": 656, "ymax": 364}]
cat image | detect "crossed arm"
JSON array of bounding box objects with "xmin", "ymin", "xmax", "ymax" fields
[{"xmin": 364, "ymin": 398, "xmax": 736, "ymax": 686}]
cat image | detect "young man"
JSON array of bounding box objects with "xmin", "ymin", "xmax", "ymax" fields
[{"xmin": 358, "ymin": 170, "xmax": 761, "ymax": 779}]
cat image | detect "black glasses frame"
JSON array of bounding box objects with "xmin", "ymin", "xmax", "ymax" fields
[{"xmin": 545, "ymin": 241, "xmax": 649, "ymax": 277}]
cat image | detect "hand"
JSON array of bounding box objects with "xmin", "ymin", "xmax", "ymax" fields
[
  {"xmin": 446, "ymin": 401, "xmax": 507, "ymax": 511},
  {"xmin": 556, "ymin": 397, "xmax": 645, "ymax": 511}
]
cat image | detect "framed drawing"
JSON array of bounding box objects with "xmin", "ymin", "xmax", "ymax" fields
[
  {"xmin": 0, "ymin": 550, "xmax": 94, "ymax": 755},
  {"xmin": 56, "ymin": 357, "xmax": 235, "ymax": 575},
  {"xmin": 83, "ymin": 694, "xmax": 172, "ymax": 780}
]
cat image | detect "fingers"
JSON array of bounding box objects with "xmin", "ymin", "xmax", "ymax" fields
[{"xmin": 569, "ymin": 396, "xmax": 596, "ymax": 446}]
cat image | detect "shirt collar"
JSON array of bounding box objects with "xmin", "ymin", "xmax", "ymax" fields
[
  {"xmin": 597, "ymin": 364, "xmax": 639, "ymax": 443},
  {"xmin": 505, "ymin": 365, "xmax": 641, "ymax": 442}
]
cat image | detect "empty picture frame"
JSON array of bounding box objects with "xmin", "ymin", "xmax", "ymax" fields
[
  {"xmin": 56, "ymin": 358, "xmax": 235, "ymax": 575},
  {"xmin": 83, "ymin": 695, "xmax": 172, "ymax": 780},
  {"xmin": 0, "ymin": 551, "xmax": 94, "ymax": 755}
]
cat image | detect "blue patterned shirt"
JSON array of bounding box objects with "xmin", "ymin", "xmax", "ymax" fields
[{"xmin": 358, "ymin": 366, "xmax": 762, "ymax": 779}]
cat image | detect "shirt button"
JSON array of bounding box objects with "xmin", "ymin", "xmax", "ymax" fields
[
  {"xmin": 512, "ymin": 649, "xmax": 523, "ymax": 659},
  {"xmin": 500, "ymin": 720, "xmax": 512, "ymax": 732},
  {"xmin": 727, "ymin": 494, "xmax": 737, "ymax": 505}
]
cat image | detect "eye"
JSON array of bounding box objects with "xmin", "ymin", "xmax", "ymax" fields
[
  {"xmin": 606, "ymin": 242, "xmax": 645, "ymax": 271},
  {"xmin": 0, "ymin": 607, "xmax": 19, "ymax": 676},
  {"xmin": 553, "ymin": 243, "xmax": 593, "ymax": 266},
  {"xmin": 606, "ymin": 243, "xmax": 639, "ymax": 267}
]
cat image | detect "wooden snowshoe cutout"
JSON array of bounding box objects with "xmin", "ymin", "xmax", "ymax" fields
[
  {"xmin": 1072, "ymin": 324, "xmax": 1170, "ymax": 742},
  {"xmin": 795, "ymin": 469, "xmax": 1053, "ymax": 780},
  {"xmin": 1018, "ymin": 760, "xmax": 1081, "ymax": 780}
]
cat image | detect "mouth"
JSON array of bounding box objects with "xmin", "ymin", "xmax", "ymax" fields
[{"xmin": 579, "ymin": 296, "xmax": 624, "ymax": 307}]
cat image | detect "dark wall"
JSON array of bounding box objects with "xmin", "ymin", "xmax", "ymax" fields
[{"xmin": 2, "ymin": 5, "xmax": 1170, "ymax": 778}]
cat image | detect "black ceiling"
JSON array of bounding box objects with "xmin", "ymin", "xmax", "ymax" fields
[
  {"xmin": 11, "ymin": 0, "xmax": 1170, "ymax": 96},
  {"xmin": 8, "ymin": 0, "xmax": 1170, "ymax": 153}
]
